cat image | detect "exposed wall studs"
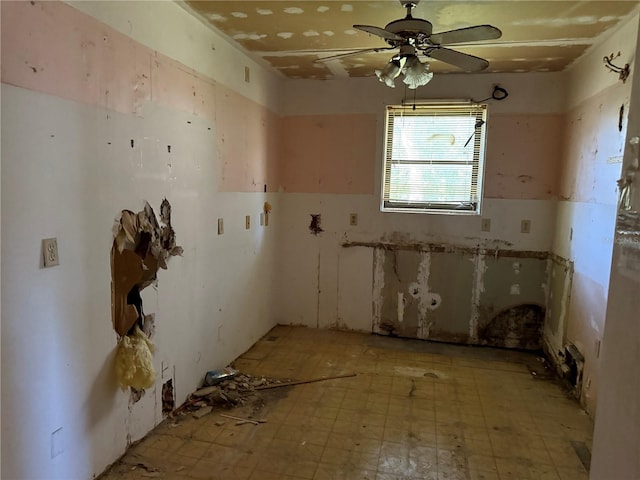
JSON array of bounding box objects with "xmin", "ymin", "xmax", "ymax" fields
[
  {"xmin": 217, "ymin": 218, "xmax": 224, "ymax": 235},
  {"xmin": 521, "ymin": 220, "xmax": 531, "ymax": 234}
]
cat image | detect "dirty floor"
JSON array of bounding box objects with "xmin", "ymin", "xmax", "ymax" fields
[{"xmin": 99, "ymin": 326, "xmax": 593, "ymax": 480}]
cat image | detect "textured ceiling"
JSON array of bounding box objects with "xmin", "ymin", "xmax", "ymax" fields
[{"xmin": 182, "ymin": 1, "xmax": 639, "ymax": 79}]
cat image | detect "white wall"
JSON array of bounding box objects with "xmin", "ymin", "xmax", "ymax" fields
[
  {"xmin": 591, "ymin": 13, "xmax": 640, "ymax": 479},
  {"xmin": 546, "ymin": 12, "xmax": 638, "ymax": 414},
  {"xmin": 1, "ymin": 2, "xmax": 281, "ymax": 479}
]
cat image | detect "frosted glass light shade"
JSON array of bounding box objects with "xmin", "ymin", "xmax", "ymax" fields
[
  {"xmin": 375, "ymin": 59, "xmax": 403, "ymax": 88},
  {"xmin": 402, "ymin": 55, "xmax": 433, "ymax": 89}
]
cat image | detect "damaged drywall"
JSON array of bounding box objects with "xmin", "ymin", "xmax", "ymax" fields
[
  {"xmin": 309, "ymin": 214, "xmax": 323, "ymax": 235},
  {"xmin": 367, "ymin": 241, "xmax": 548, "ymax": 349},
  {"xmin": 111, "ymin": 199, "xmax": 183, "ymax": 391},
  {"xmin": 478, "ymin": 304, "xmax": 545, "ymax": 350},
  {"xmin": 477, "ymin": 257, "xmax": 547, "ymax": 349}
]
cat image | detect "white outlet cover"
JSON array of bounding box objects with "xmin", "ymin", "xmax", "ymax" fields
[{"xmin": 42, "ymin": 238, "xmax": 59, "ymax": 267}]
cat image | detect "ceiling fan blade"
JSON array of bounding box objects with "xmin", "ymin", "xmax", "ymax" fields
[
  {"xmin": 429, "ymin": 25, "xmax": 502, "ymax": 46},
  {"xmin": 427, "ymin": 47, "xmax": 489, "ymax": 72},
  {"xmin": 353, "ymin": 25, "xmax": 404, "ymax": 42},
  {"xmin": 314, "ymin": 47, "xmax": 395, "ymax": 63}
]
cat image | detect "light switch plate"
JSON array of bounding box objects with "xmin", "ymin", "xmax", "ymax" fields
[
  {"xmin": 42, "ymin": 238, "xmax": 59, "ymax": 267},
  {"xmin": 521, "ymin": 219, "xmax": 531, "ymax": 234},
  {"xmin": 245, "ymin": 215, "xmax": 251, "ymax": 230},
  {"xmin": 217, "ymin": 218, "xmax": 224, "ymax": 235},
  {"xmin": 481, "ymin": 218, "xmax": 491, "ymax": 232}
]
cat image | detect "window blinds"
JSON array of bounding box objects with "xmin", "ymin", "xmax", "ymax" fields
[{"xmin": 382, "ymin": 103, "xmax": 487, "ymax": 214}]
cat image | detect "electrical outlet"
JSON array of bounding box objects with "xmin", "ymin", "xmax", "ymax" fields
[
  {"xmin": 349, "ymin": 213, "xmax": 358, "ymax": 226},
  {"xmin": 51, "ymin": 427, "xmax": 63, "ymax": 458},
  {"xmin": 521, "ymin": 219, "xmax": 531, "ymax": 234},
  {"xmin": 42, "ymin": 238, "xmax": 59, "ymax": 267},
  {"xmin": 217, "ymin": 218, "xmax": 224, "ymax": 235},
  {"xmin": 481, "ymin": 218, "xmax": 491, "ymax": 232},
  {"xmin": 259, "ymin": 213, "xmax": 265, "ymax": 226},
  {"xmin": 245, "ymin": 215, "xmax": 251, "ymax": 230}
]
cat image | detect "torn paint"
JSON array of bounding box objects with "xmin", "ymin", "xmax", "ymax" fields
[
  {"xmin": 111, "ymin": 199, "xmax": 182, "ymax": 393},
  {"xmin": 342, "ymin": 240, "xmax": 547, "ymax": 260},
  {"xmin": 372, "ymin": 247, "xmax": 386, "ymax": 333},
  {"xmin": 413, "ymin": 252, "xmax": 441, "ymax": 339},
  {"xmin": 469, "ymin": 252, "xmax": 487, "ymax": 343},
  {"xmin": 111, "ymin": 199, "xmax": 183, "ymax": 337},
  {"xmin": 309, "ymin": 214, "xmax": 323, "ymax": 235},
  {"xmin": 397, "ymin": 292, "xmax": 405, "ymax": 323}
]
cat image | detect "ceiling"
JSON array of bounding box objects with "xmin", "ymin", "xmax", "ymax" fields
[{"xmin": 182, "ymin": 1, "xmax": 639, "ymax": 79}]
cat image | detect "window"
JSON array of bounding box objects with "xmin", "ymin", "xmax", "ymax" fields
[{"xmin": 381, "ymin": 102, "xmax": 488, "ymax": 214}]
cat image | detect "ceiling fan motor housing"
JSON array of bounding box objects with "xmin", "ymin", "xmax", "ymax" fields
[{"xmin": 385, "ymin": 18, "xmax": 433, "ymax": 37}]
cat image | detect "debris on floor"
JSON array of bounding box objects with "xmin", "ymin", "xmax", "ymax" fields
[
  {"xmin": 97, "ymin": 326, "xmax": 594, "ymax": 480},
  {"xmin": 175, "ymin": 370, "xmax": 288, "ymax": 416},
  {"xmin": 253, "ymin": 372, "xmax": 357, "ymax": 390},
  {"xmin": 191, "ymin": 406, "xmax": 212, "ymax": 419},
  {"xmin": 176, "ymin": 368, "xmax": 357, "ymax": 421},
  {"xmin": 527, "ymin": 356, "xmax": 555, "ymax": 379},
  {"xmin": 203, "ymin": 366, "xmax": 239, "ymax": 386},
  {"xmin": 220, "ymin": 413, "xmax": 267, "ymax": 425}
]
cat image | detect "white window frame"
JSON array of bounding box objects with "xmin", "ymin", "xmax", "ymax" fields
[{"xmin": 380, "ymin": 102, "xmax": 488, "ymax": 215}]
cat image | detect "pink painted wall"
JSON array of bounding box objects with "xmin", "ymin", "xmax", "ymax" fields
[
  {"xmin": 280, "ymin": 111, "xmax": 562, "ymax": 199},
  {"xmin": 484, "ymin": 114, "xmax": 563, "ymax": 200},
  {"xmin": 0, "ymin": 0, "xmax": 280, "ymax": 192},
  {"xmin": 279, "ymin": 114, "xmax": 377, "ymax": 194}
]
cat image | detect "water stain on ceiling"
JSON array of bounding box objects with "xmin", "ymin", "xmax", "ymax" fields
[{"xmin": 183, "ymin": 1, "xmax": 639, "ymax": 79}]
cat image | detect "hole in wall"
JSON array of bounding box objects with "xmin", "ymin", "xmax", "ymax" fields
[
  {"xmin": 562, "ymin": 343, "xmax": 584, "ymax": 399},
  {"xmin": 162, "ymin": 379, "xmax": 175, "ymax": 415},
  {"xmin": 309, "ymin": 214, "xmax": 323, "ymax": 235},
  {"xmin": 112, "ymin": 199, "xmax": 183, "ymax": 401}
]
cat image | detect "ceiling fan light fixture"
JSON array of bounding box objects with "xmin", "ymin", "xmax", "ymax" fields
[
  {"xmin": 402, "ymin": 55, "xmax": 433, "ymax": 89},
  {"xmin": 375, "ymin": 57, "xmax": 404, "ymax": 88}
]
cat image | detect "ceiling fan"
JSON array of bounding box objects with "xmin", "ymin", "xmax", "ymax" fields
[{"xmin": 317, "ymin": 0, "xmax": 502, "ymax": 89}]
